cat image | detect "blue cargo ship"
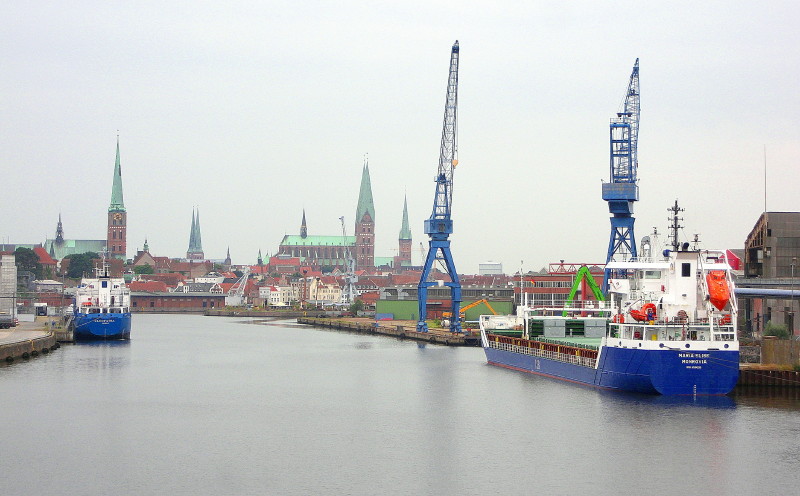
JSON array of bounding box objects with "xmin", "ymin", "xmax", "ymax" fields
[
  {"xmin": 72, "ymin": 263, "xmax": 132, "ymax": 341},
  {"xmin": 480, "ymin": 246, "xmax": 739, "ymax": 395}
]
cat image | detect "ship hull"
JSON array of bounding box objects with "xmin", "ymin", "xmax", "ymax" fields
[
  {"xmin": 484, "ymin": 344, "xmax": 739, "ymax": 395},
  {"xmin": 73, "ymin": 313, "xmax": 132, "ymax": 341}
]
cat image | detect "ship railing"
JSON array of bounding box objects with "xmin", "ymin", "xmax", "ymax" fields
[
  {"xmin": 522, "ymin": 300, "xmax": 613, "ymax": 316},
  {"xmin": 611, "ymin": 322, "xmax": 737, "ymax": 342},
  {"xmin": 487, "ymin": 334, "xmax": 597, "ymax": 368}
]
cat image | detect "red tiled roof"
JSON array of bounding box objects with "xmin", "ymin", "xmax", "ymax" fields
[
  {"xmin": 129, "ymin": 281, "xmax": 168, "ymax": 292},
  {"xmin": 33, "ymin": 245, "xmax": 57, "ymax": 266}
]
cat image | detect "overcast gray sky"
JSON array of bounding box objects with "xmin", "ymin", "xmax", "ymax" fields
[{"xmin": 2, "ymin": 1, "xmax": 798, "ymax": 273}]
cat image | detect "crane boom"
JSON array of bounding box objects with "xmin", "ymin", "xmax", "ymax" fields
[{"xmin": 417, "ymin": 40, "xmax": 462, "ymax": 333}]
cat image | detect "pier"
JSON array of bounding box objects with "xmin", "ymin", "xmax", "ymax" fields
[{"xmin": 297, "ymin": 317, "xmax": 481, "ymax": 346}]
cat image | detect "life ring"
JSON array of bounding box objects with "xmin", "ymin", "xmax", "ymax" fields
[{"xmin": 720, "ymin": 314, "xmax": 732, "ymax": 325}]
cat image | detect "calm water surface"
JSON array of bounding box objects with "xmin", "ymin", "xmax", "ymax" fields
[{"xmin": 2, "ymin": 314, "xmax": 799, "ymax": 495}]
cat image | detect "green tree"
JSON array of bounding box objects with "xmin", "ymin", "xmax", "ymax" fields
[
  {"xmin": 64, "ymin": 252, "xmax": 100, "ymax": 279},
  {"xmin": 133, "ymin": 264, "xmax": 154, "ymax": 275},
  {"xmin": 348, "ymin": 299, "xmax": 365, "ymax": 315},
  {"xmin": 14, "ymin": 247, "xmax": 42, "ymax": 279}
]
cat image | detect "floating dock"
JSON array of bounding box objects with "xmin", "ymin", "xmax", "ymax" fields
[{"xmin": 297, "ymin": 317, "xmax": 481, "ymax": 346}]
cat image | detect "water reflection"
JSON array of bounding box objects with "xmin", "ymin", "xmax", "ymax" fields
[
  {"xmin": 733, "ymin": 386, "xmax": 800, "ymax": 409},
  {"xmin": 73, "ymin": 340, "xmax": 131, "ymax": 370},
  {"xmin": 596, "ymin": 389, "xmax": 737, "ymax": 409}
]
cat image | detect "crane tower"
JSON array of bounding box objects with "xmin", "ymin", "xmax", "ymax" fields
[
  {"xmin": 417, "ymin": 40, "xmax": 462, "ymax": 333},
  {"xmin": 602, "ymin": 59, "xmax": 640, "ymax": 291},
  {"xmin": 339, "ymin": 216, "xmax": 358, "ymax": 305}
]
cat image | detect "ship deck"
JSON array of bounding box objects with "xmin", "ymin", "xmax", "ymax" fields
[{"xmin": 539, "ymin": 336, "xmax": 603, "ymax": 349}]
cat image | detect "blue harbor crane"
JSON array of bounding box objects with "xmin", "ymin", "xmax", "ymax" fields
[
  {"xmin": 417, "ymin": 40, "xmax": 462, "ymax": 333},
  {"xmin": 602, "ymin": 59, "xmax": 640, "ymax": 292}
]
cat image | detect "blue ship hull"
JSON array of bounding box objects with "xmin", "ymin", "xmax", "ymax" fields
[
  {"xmin": 484, "ymin": 344, "xmax": 739, "ymax": 395},
  {"xmin": 73, "ymin": 312, "xmax": 132, "ymax": 341}
]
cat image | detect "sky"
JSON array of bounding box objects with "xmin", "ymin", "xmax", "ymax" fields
[{"xmin": 2, "ymin": 1, "xmax": 798, "ymax": 274}]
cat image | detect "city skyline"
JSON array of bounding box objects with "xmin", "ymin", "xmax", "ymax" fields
[{"xmin": 3, "ymin": 2, "xmax": 798, "ymax": 273}]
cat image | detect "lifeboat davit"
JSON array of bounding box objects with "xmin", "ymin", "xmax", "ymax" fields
[{"xmin": 706, "ymin": 270, "xmax": 730, "ymax": 311}]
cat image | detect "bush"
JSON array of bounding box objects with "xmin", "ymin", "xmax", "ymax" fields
[{"xmin": 764, "ymin": 322, "xmax": 790, "ymax": 339}]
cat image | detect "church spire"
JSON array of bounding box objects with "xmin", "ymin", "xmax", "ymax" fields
[
  {"xmin": 399, "ymin": 195, "xmax": 411, "ymax": 240},
  {"xmin": 106, "ymin": 136, "xmax": 127, "ymax": 259},
  {"xmin": 187, "ymin": 207, "xmax": 204, "ymax": 259},
  {"xmin": 300, "ymin": 209, "xmax": 308, "ymax": 238},
  {"xmin": 355, "ymin": 156, "xmax": 375, "ymax": 224},
  {"xmin": 108, "ymin": 135, "xmax": 125, "ymax": 212},
  {"xmin": 354, "ymin": 155, "xmax": 376, "ymax": 269},
  {"xmin": 55, "ymin": 213, "xmax": 64, "ymax": 244}
]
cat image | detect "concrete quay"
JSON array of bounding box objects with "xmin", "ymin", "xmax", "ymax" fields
[
  {"xmin": 297, "ymin": 317, "xmax": 481, "ymax": 346},
  {"xmin": 738, "ymin": 364, "xmax": 800, "ymax": 388},
  {"xmin": 0, "ymin": 319, "xmax": 60, "ymax": 364}
]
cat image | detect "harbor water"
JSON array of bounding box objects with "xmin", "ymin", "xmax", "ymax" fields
[{"xmin": 2, "ymin": 314, "xmax": 799, "ymax": 495}]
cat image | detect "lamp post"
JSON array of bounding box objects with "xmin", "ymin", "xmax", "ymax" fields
[{"xmin": 789, "ymin": 257, "xmax": 797, "ymax": 340}]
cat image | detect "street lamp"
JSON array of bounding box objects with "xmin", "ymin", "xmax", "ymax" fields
[{"xmin": 789, "ymin": 257, "xmax": 797, "ymax": 339}]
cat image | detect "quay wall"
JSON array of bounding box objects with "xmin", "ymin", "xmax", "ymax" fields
[
  {"xmin": 207, "ymin": 310, "xmax": 326, "ymax": 318},
  {"xmin": 1, "ymin": 331, "xmax": 58, "ymax": 363},
  {"xmin": 738, "ymin": 366, "xmax": 800, "ymax": 388},
  {"xmin": 297, "ymin": 317, "xmax": 481, "ymax": 346}
]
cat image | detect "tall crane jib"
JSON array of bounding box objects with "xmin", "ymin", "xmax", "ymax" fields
[
  {"xmin": 602, "ymin": 59, "xmax": 640, "ymax": 292},
  {"xmin": 417, "ymin": 40, "xmax": 462, "ymax": 333}
]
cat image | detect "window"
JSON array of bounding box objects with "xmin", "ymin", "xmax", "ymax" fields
[{"xmin": 681, "ymin": 263, "xmax": 691, "ymax": 277}]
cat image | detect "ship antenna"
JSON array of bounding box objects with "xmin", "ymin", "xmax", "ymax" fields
[{"xmin": 667, "ymin": 200, "xmax": 684, "ymax": 252}]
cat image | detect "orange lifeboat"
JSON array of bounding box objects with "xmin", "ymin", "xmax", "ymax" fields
[
  {"xmin": 629, "ymin": 302, "xmax": 657, "ymax": 322},
  {"xmin": 706, "ymin": 270, "xmax": 730, "ymax": 311}
]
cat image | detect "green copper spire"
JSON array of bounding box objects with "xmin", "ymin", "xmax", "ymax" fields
[
  {"xmin": 194, "ymin": 209, "xmax": 202, "ymax": 250},
  {"xmin": 187, "ymin": 207, "xmax": 204, "ymax": 258},
  {"xmin": 399, "ymin": 195, "xmax": 411, "ymax": 240},
  {"xmin": 108, "ymin": 136, "xmax": 125, "ymax": 212},
  {"xmin": 355, "ymin": 157, "xmax": 375, "ymax": 223}
]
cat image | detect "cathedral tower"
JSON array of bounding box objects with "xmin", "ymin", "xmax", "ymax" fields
[
  {"xmin": 397, "ymin": 195, "xmax": 412, "ymax": 267},
  {"xmin": 186, "ymin": 207, "xmax": 204, "ymax": 260},
  {"xmin": 354, "ymin": 158, "xmax": 375, "ymax": 270},
  {"xmin": 106, "ymin": 137, "xmax": 127, "ymax": 259}
]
